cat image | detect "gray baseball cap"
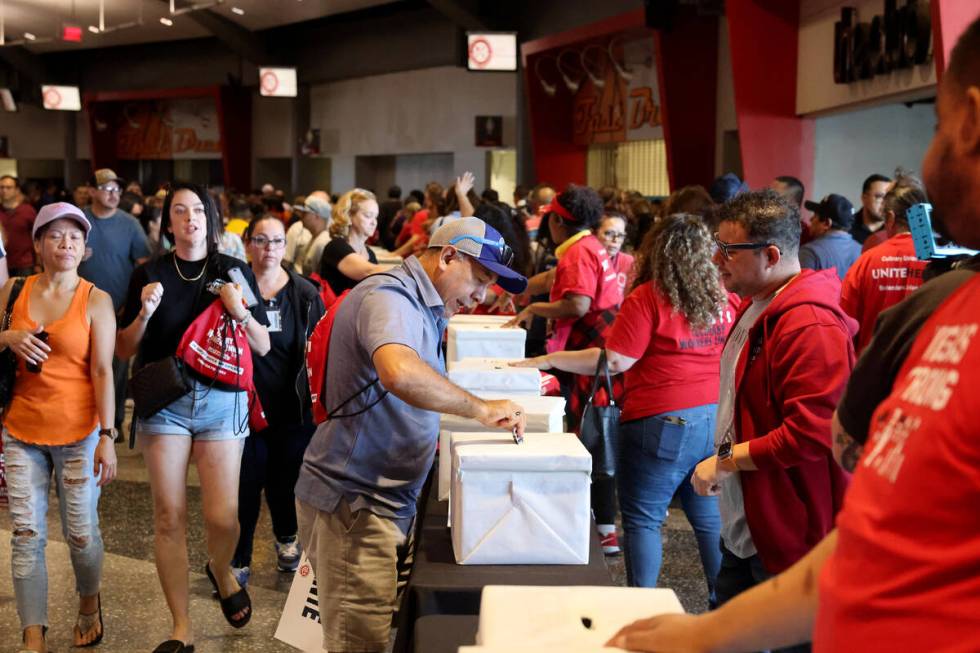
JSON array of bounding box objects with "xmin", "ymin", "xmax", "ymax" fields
[{"xmin": 429, "ymin": 217, "xmax": 527, "ymax": 294}]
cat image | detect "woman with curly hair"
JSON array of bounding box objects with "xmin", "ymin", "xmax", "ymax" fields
[
  {"xmin": 318, "ymin": 188, "xmax": 394, "ymax": 295},
  {"xmin": 515, "ymin": 213, "xmax": 740, "ymax": 599},
  {"xmin": 506, "ymin": 184, "xmax": 627, "ymax": 553}
]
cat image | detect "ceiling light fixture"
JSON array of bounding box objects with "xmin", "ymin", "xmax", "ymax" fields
[
  {"xmin": 160, "ymin": 17, "xmax": 173, "ymax": 26},
  {"xmin": 534, "ymin": 56, "xmax": 559, "ymax": 97},
  {"xmin": 580, "ymin": 44, "xmax": 607, "ymax": 89},
  {"xmin": 24, "ymin": 32, "xmax": 35, "ymax": 40},
  {"xmin": 231, "ymin": 6, "xmax": 244, "ymax": 15},
  {"xmin": 608, "ymin": 36, "xmax": 634, "ymax": 82},
  {"xmin": 557, "ymin": 49, "xmax": 584, "ymax": 94},
  {"xmin": 88, "ymin": 25, "xmax": 100, "ymax": 33}
]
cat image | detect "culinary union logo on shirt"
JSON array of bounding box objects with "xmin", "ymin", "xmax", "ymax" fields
[{"xmin": 863, "ymin": 322, "xmax": 978, "ymax": 483}]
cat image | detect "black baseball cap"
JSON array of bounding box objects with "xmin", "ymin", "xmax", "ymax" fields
[{"xmin": 804, "ymin": 194, "xmax": 855, "ymax": 230}]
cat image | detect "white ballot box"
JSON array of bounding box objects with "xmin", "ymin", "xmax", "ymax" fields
[
  {"xmin": 438, "ymin": 395, "xmax": 566, "ymax": 501},
  {"xmin": 475, "ymin": 585, "xmax": 684, "ymax": 649},
  {"xmin": 368, "ymin": 246, "xmax": 403, "ymax": 266},
  {"xmin": 447, "ymin": 357, "xmax": 541, "ymax": 395},
  {"xmin": 451, "ymin": 434, "xmax": 591, "ymax": 565},
  {"xmin": 449, "ymin": 314, "xmax": 513, "ymax": 326},
  {"xmin": 447, "ymin": 322, "xmax": 526, "ymax": 362}
]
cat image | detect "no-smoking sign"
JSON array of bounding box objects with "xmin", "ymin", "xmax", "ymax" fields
[
  {"xmin": 259, "ymin": 67, "xmax": 298, "ymax": 97},
  {"xmin": 469, "ymin": 37, "xmax": 493, "ymax": 68},
  {"xmin": 43, "ymin": 87, "xmax": 62, "ymax": 109}
]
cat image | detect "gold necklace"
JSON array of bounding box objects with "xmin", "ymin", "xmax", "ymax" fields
[{"xmin": 173, "ymin": 254, "xmax": 207, "ymax": 282}]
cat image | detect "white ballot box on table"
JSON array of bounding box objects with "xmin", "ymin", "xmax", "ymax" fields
[
  {"xmin": 447, "ymin": 357, "xmax": 541, "ymax": 395},
  {"xmin": 368, "ymin": 246, "xmax": 403, "ymax": 266},
  {"xmin": 438, "ymin": 395, "xmax": 566, "ymax": 501},
  {"xmin": 451, "ymin": 433, "xmax": 591, "ymax": 565},
  {"xmin": 474, "ymin": 585, "xmax": 684, "ymax": 649},
  {"xmin": 274, "ymin": 553, "xmax": 328, "ymax": 652},
  {"xmin": 448, "ymin": 314, "xmax": 513, "ymax": 326},
  {"xmin": 447, "ymin": 322, "xmax": 526, "ymax": 362}
]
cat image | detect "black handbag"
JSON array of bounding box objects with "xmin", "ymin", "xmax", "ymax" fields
[
  {"xmin": 579, "ymin": 349, "xmax": 621, "ymax": 479},
  {"xmin": 129, "ymin": 356, "xmax": 191, "ymax": 421},
  {"xmin": 0, "ymin": 278, "xmax": 27, "ymax": 410}
]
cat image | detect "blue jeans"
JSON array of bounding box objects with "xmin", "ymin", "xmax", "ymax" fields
[
  {"xmin": 716, "ymin": 543, "xmax": 811, "ymax": 653},
  {"xmin": 617, "ymin": 404, "xmax": 721, "ymax": 597},
  {"xmin": 3, "ymin": 429, "xmax": 103, "ymax": 629}
]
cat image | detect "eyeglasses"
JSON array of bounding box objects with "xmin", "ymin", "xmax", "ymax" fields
[
  {"xmin": 601, "ymin": 230, "xmax": 626, "ymax": 241},
  {"xmin": 448, "ymin": 234, "xmax": 515, "ymax": 267},
  {"xmin": 249, "ymin": 235, "xmax": 287, "ymax": 249},
  {"xmin": 713, "ymin": 232, "xmax": 772, "ymax": 260},
  {"xmin": 97, "ymin": 184, "xmax": 121, "ymax": 194}
]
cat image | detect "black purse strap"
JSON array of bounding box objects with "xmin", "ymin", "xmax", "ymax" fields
[
  {"xmin": 1, "ymin": 277, "xmax": 26, "ymax": 331},
  {"xmin": 586, "ymin": 349, "xmax": 616, "ymax": 407}
]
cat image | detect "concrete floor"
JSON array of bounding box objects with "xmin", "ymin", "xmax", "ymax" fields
[{"xmin": 0, "ymin": 429, "xmax": 711, "ymax": 652}]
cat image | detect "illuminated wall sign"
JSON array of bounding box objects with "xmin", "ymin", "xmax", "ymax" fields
[
  {"xmin": 572, "ymin": 38, "xmax": 663, "ymax": 146},
  {"xmin": 467, "ymin": 32, "xmax": 518, "ymax": 71},
  {"xmin": 42, "ymin": 85, "xmax": 82, "ymax": 111},
  {"xmin": 833, "ymin": 0, "xmax": 931, "ymax": 84},
  {"xmin": 259, "ymin": 67, "xmax": 298, "ymax": 98},
  {"xmin": 62, "ymin": 24, "xmax": 83, "ymax": 42}
]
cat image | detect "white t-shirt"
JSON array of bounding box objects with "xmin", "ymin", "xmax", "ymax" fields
[
  {"xmin": 301, "ymin": 230, "xmax": 331, "ymax": 276},
  {"xmin": 285, "ymin": 221, "xmax": 312, "ymax": 272},
  {"xmin": 715, "ymin": 295, "xmax": 773, "ymax": 559}
]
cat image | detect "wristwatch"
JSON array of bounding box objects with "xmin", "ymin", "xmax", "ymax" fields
[
  {"xmin": 99, "ymin": 427, "xmax": 118, "ymax": 440},
  {"xmin": 718, "ymin": 441, "xmax": 739, "ymax": 471}
]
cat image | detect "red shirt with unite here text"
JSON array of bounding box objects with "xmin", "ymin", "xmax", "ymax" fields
[{"xmin": 815, "ymin": 273, "xmax": 980, "ymax": 652}]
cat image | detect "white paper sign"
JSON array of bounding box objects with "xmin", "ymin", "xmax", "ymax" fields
[
  {"xmin": 41, "ymin": 85, "xmax": 81, "ymax": 111},
  {"xmin": 274, "ymin": 553, "xmax": 328, "ymax": 652},
  {"xmin": 467, "ymin": 32, "xmax": 517, "ymax": 71},
  {"xmin": 260, "ymin": 67, "xmax": 298, "ymax": 97}
]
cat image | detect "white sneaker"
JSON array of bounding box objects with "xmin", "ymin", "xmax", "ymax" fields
[{"xmin": 276, "ymin": 537, "xmax": 302, "ymax": 572}]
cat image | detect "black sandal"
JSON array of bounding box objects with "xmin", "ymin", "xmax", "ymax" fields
[
  {"xmin": 151, "ymin": 639, "xmax": 195, "ymax": 653},
  {"xmin": 205, "ymin": 561, "xmax": 252, "ymax": 629},
  {"xmin": 74, "ymin": 593, "xmax": 104, "ymax": 647}
]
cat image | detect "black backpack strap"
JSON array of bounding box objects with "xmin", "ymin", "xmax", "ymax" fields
[{"xmin": 323, "ymin": 271, "xmax": 409, "ymax": 420}]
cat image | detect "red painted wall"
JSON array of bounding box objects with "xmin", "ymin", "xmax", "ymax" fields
[
  {"xmin": 656, "ymin": 9, "xmax": 718, "ymax": 190},
  {"xmin": 727, "ymin": 0, "xmax": 813, "ymax": 193}
]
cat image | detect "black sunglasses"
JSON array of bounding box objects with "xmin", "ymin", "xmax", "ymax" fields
[{"xmin": 713, "ymin": 232, "xmax": 773, "ymax": 260}]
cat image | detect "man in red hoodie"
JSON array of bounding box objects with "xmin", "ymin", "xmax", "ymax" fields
[{"xmin": 691, "ymin": 190, "xmax": 854, "ymax": 651}]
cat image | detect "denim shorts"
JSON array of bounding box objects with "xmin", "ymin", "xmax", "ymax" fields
[{"xmin": 138, "ymin": 379, "xmax": 250, "ymax": 441}]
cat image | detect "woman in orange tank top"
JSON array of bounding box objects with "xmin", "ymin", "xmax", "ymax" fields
[{"xmin": 0, "ymin": 202, "xmax": 117, "ymax": 653}]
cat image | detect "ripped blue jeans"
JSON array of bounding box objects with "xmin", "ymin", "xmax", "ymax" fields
[{"xmin": 3, "ymin": 428, "xmax": 103, "ymax": 629}]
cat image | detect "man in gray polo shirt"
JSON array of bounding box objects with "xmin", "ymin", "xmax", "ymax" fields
[{"xmin": 295, "ymin": 217, "xmax": 528, "ymax": 653}]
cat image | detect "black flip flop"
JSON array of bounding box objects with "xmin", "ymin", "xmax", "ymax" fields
[
  {"xmin": 74, "ymin": 593, "xmax": 104, "ymax": 648},
  {"xmin": 205, "ymin": 561, "xmax": 252, "ymax": 629},
  {"xmin": 152, "ymin": 639, "xmax": 195, "ymax": 653}
]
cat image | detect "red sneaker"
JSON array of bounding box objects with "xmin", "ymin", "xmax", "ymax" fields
[{"xmin": 600, "ymin": 530, "xmax": 621, "ymax": 556}]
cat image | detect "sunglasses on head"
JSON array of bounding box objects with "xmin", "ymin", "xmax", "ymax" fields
[{"xmin": 448, "ymin": 234, "xmax": 515, "ymax": 267}]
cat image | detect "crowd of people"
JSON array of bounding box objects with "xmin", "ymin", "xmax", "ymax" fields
[{"xmin": 0, "ymin": 13, "xmax": 978, "ymax": 653}]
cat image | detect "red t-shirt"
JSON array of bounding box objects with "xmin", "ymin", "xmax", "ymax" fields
[
  {"xmin": 815, "ymin": 273, "xmax": 980, "ymax": 652},
  {"xmin": 606, "ymin": 282, "xmax": 739, "ymax": 421},
  {"xmin": 840, "ymin": 233, "xmax": 927, "ymax": 354},
  {"xmin": 0, "ymin": 202, "xmax": 37, "ymax": 269},
  {"xmin": 397, "ymin": 209, "xmax": 430, "ymax": 247},
  {"xmin": 611, "ymin": 252, "xmax": 635, "ymax": 296},
  {"xmin": 548, "ymin": 233, "xmax": 622, "ymax": 353}
]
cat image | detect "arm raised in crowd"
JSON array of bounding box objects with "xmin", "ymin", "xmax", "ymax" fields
[{"xmin": 372, "ymin": 342, "xmax": 526, "ymax": 436}]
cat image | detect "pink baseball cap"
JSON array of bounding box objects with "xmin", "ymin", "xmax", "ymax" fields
[{"xmin": 33, "ymin": 202, "xmax": 92, "ymax": 240}]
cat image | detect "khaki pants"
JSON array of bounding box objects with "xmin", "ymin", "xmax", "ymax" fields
[{"xmin": 296, "ymin": 498, "xmax": 407, "ymax": 653}]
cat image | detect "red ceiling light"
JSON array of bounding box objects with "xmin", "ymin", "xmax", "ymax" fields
[{"xmin": 62, "ymin": 24, "xmax": 83, "ymax": 42}]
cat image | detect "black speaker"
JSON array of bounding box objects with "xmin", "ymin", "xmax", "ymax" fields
[{"xmin": 645, "ymin": 0, "xmax": 679, "ymax": 30}]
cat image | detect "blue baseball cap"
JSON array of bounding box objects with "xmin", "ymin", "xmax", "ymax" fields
[{"xmin": 429, "ymin": 217, "xmax": 528, "ymax": 294}]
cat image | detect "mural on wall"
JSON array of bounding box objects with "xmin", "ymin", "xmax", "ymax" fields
[
  {"xmin": 573, "ymin": 37, "xmax": 663, "ymax": 146},
  {"xmin": 115, "ymin": 98, "xmax": 221, "ymax": 160}
]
